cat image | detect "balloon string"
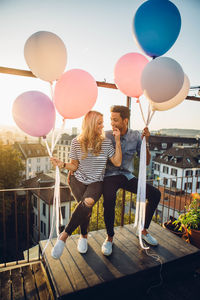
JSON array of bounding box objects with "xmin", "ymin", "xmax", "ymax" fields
[
  {"xmin": 147, "ymin": 110, "xmax": 155, "ymax": 126},
  {"xmin": 138, "ymin": 99, "xmax": 146, "ymax": 125}
]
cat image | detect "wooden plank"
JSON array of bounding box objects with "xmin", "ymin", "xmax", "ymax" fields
[
  {"xmin": 21, "ymin": 265, "xmax": 39, "ymax": 300},
  {"xmin": 32, "ymin": 262, "xmax": 53, "ymax": 300},
  {"xmin": 78, "ymin": 231, "xmax": 123, "ymax": 280},
  {"xmin": 92, "ymin": 229, "xmax": 145, "ymax": 274},
  {"xmin": 40, "ymin": 239, "xmax": 74, "ymax": 298},
  {"xmin": 11, "ymin": 268, "xmax": 24, "ymax": 299},
  {"xmin": 67, "ymin": 236, "xmax": 103, "ymax": 287},
  {"xmin": 0, "ymin": 270, "xmax": 11, "ymax": 300},
  {"xmin": 57, "ymin": 238, "xmax": 89, "ymax": 291},
  {"xmin": 113, "ymin": 226, "xmax": 159, "ymax": 269},
  {"xmin": 71, "ymin": 232, "xmax": 117, "ymax": 283}
]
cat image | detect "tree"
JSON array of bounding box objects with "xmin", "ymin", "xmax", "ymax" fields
[{"xmin": 0, "ymin": 142, "xmax": 25, "ymax": 189}]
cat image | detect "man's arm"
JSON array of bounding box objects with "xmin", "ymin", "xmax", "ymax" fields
[{"xmin": 109, "ymin": 128, "xmax": 122, "ymax": 167}]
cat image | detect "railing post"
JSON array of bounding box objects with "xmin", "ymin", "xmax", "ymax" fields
[{"xmin": 14, "ymin": 191, "xmax": 18, "ymax": 265}]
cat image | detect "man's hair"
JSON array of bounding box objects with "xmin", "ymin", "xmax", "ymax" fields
[{"xmin": 110, "ymin": 105, "xmax": 130, "ymax": 120}]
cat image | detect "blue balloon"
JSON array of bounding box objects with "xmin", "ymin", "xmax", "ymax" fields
[{"xmin": 133, "ymin": 0, "xmax": 181, "ymax": 58}]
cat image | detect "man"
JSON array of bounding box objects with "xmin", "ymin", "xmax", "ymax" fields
[{"xmin": 101, "ymin": 105, "xmax": 161, "ymax": 256}]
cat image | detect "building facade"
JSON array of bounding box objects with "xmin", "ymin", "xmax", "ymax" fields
[{"xmin": 14, "ymin": 142, "xmax": 51, "ymax": 179}]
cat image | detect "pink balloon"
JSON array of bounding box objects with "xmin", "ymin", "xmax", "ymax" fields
[
  {"xmin": 54, "ymin": 69, "xmax": 98, "ymax": 119},
  {"xmin": 114, "ymin": 52, "xmax": 149, "ymax": 98},
  {"xmin": 12, "ymin": 91, "xmax": 56, "ymax": 137}
]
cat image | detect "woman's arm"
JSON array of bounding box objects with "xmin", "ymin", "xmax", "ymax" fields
[
  {"xmin": 50, "ymin": 157, "xmax": 79, "ymax": 171},
  {"xmin": 109, "ymin": 128, "xmax": 122, "ymax": 167}
]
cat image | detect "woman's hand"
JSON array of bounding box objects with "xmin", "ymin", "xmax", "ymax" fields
[{"xmin": 50, "ymin": 157, "xmax": 63, "ymax": 168}]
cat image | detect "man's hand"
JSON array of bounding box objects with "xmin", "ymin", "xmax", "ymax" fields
[
  {"xmin": 112, "ymin": 127, "xmax": 121, "ymax": 143},
  {"xmin": 142, "ymin": 127, "xmax": 150, "ymax": 142}
]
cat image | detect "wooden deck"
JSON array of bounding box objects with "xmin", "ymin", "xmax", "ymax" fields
[
  {"xmin": 0, "ymin": 261, "xmax": 54, "ymax": 300},
  {"xmin": 39, "ymin": 222, "xmax": 200, "ymax": 300}
]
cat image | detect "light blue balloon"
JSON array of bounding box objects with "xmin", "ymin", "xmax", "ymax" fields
[{"xmin": 133, "ymin": 0, "xmax": 181, "ymax": 58}]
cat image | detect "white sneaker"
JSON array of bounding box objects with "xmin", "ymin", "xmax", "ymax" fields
[
  {"xmin": 142, "ymin": 233, "xmax": 158, "ymax": 246},
  {"xmin": 136, "ymin": 231, "xmax": 158, "ymax": 246},
  {"xmin": 51, "ymin": 239, "xmax": 65, "ymax": 259},
  {"xmin": 101, "ymin": 240, "xmax": 113, "ymax": 256},
  {"xmin": 77, "ymin": 237, "xmax": 88, "ymax": 254}
]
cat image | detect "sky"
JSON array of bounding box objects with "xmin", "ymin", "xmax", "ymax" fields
[{"xmin": 0, "ymin": 0, "xmax": 200, "ymax": 133}]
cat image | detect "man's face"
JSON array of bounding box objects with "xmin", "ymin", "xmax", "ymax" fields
[{"xmin": 110, "ymin": 112, "xmax": 128, "ymax": 133}]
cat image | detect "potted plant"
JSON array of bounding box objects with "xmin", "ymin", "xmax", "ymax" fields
[
  {"xmin": 163, "ymin": 216, "xmax": 186, "ymax": 238},
  {"xmin": 175, "ymin": 193, "xmax": 200, "ymax": 248}
]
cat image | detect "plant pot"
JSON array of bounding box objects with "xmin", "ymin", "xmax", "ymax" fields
[
  {"xmin": 188, "ymin": 229, "xmax": 200, "ymax": 249},
  {"xmin": 163, "ymin": 221, "xmax": 186, "ymax": 238}
]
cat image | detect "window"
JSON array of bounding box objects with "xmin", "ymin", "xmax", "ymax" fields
[
  {"xmin": 43, "ymin": 203, "xmax": 46, "ymax": 217},
  {"xmin": 163, "ymin": 178, "xmax": 168, "ymax": 185},
  {"xmin": 172, "ymin": 181, "xmax": 176, "ymax": 188},
  {"xmin": 63, "ymin": 147, "xmax": 65, "ymax": 151},
  {"xmin": 61, "ymin": 206, "xmax": 66, "ymax": 219},
  {"xmin": 197, "ymin": 182, "xmax": 200, "ymax": 189},
  {"xmin": 35, "ymin": 214, "xmax": 38, "ymax": 226},
  {"xmin": 37, "ymin": 158, "xmax": 40, "ymax": 163},
  {"xmin": 33, "ymin": 195, "xmax": 37, "ymax": 208},
  {"xmin": 171, "ymin": 168, "xmax": 177, "ymax": 176},
  {"xmin": 29, "ymin": 167, "xmax": 31, "ymax": 172},
  {"xmin": 163, "ymin": 166, "xmax": 169, "ymax": 174},
  {"xmin": 186, "ymin": 170, "xmax": 193, "ymax": 177},
  {"xmin": 37, "ymin": 166, "xmax": 40, "ymax": 172},
  {"xmin": 154, "ymin": 163, "xmax": 160, "ymax": 171},
  {"xmin": 162, "ymin": 143, "xmax": 167, "ymax": 149},
  {"xmin": 195, "ymin": 170, "xmax": 200, "ymax": 176},
  {"xmin": 28, "ymin": 158, "xmax": 31, "ymax": 163},
  {"xmin": 46, "ymin": 157, "xmax": 49, "ymax": 162},
  {"xmin": 43, "ymin": 223, "xmax": 46, "ymax": 236},
  {"xmin": 41, "ymin": 221, "xmax": 43, "ymax": 233},
  {"xmin": 184, "ymin": 182, "xmax": 192, "ymax": 190}
]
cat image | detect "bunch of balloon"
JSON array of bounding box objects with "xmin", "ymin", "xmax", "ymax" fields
[
  {"xmin": 12, "ymin": 31, "xmax": 98, "ymax": 254},
  {"xmin": 131, "ymin": 0, "xmax": 189, "ymax": 249}
]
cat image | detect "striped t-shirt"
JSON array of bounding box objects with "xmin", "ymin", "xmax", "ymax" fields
[{"xmin": 69, "ymin": 137, "xmax": 115, "ymax": 184}]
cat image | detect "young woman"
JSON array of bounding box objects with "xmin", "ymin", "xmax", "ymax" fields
[{"xmin": 50, "ymin": 110, "xmax": 122, "ymax": 259}]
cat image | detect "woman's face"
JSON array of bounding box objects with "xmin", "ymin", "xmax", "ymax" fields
[{"xmin": 95, "ymin": 115, "xmax": 104, "ymax": 135}]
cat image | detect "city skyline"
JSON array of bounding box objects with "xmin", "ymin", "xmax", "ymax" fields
[{"xmin": 0, "ymin": 0, "xmax": 200, "ymax": 133}]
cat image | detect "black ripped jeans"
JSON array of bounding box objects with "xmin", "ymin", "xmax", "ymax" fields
[
  {"xmin": 65, "ymin": 175, "xmax": 102, "ymax": 236},
  {"xmin": 103, "ymin": 175, "xmax": 161, "ymax": 237}
]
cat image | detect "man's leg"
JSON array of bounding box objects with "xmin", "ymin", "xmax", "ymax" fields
[
  {"xmin": 124, "ymin": 177, "xmax": 161, "ymax": 245},
  {"xmin": 102, "ymin": 175, "xmax": 124, "ymax": 255}
]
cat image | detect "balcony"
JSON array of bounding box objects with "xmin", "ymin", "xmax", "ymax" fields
[{"xmin": 0, "ymin": 181, "xmax": 200, "ymax": 299}]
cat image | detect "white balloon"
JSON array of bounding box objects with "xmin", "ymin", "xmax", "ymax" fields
[
  {"xmin": 148, "ymin": 74, "xmax": 190, "ymax": 111},
  {"xmin": 24, "ymin": 31, "xmax": 67, "ymax": 82},
  {"xmin": 142, "ymin": 57, "xmax": 184, "ymax": 103}
]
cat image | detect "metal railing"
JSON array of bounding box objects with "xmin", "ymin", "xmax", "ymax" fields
[{"xmin": 0, "ymin": 175, "xmax": 199, "ymax": 268}]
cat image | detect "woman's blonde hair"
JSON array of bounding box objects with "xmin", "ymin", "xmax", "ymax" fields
[{"xmin": 77, "ymin": 111, "xmax": 104, "ymax": 158}]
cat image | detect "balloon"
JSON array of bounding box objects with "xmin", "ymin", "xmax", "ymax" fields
[
  {"xmin": 133, "ymin": 0, "xmax": 181, "ymax": 57},
  {"xmin": 114, "ymin": 52, "xmax": 149, "ymax": 98},
  {"xmin": 12, "ymin": 91, "xmax": 56, "ymax": 137},
  {"xmin": 24, "ymin": 31, "xmax": 67, "ymax": 82},
  {"xmin": 142, "ymin": 57, "xmax": 184, "ymax": 103},
  {"xmin": 54, "ymin": 69, "xmax": 98, "ymax": 119},
  {"xmin": 149, "ymin": 74, "xmax": 190, "ymax": 111}
]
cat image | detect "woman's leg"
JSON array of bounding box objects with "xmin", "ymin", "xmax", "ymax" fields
[
  {"xmin": 65, "ymin": 181, "xmax": 103, "ymax": 236},
  {"xmin": 68, "ymin": 175, "xmax": 88, "ymax": 236}
]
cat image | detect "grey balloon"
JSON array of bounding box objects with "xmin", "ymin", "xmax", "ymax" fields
[{"xmin": 141, "ymin": 57, "xmax": 184, "ymax": 103}]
